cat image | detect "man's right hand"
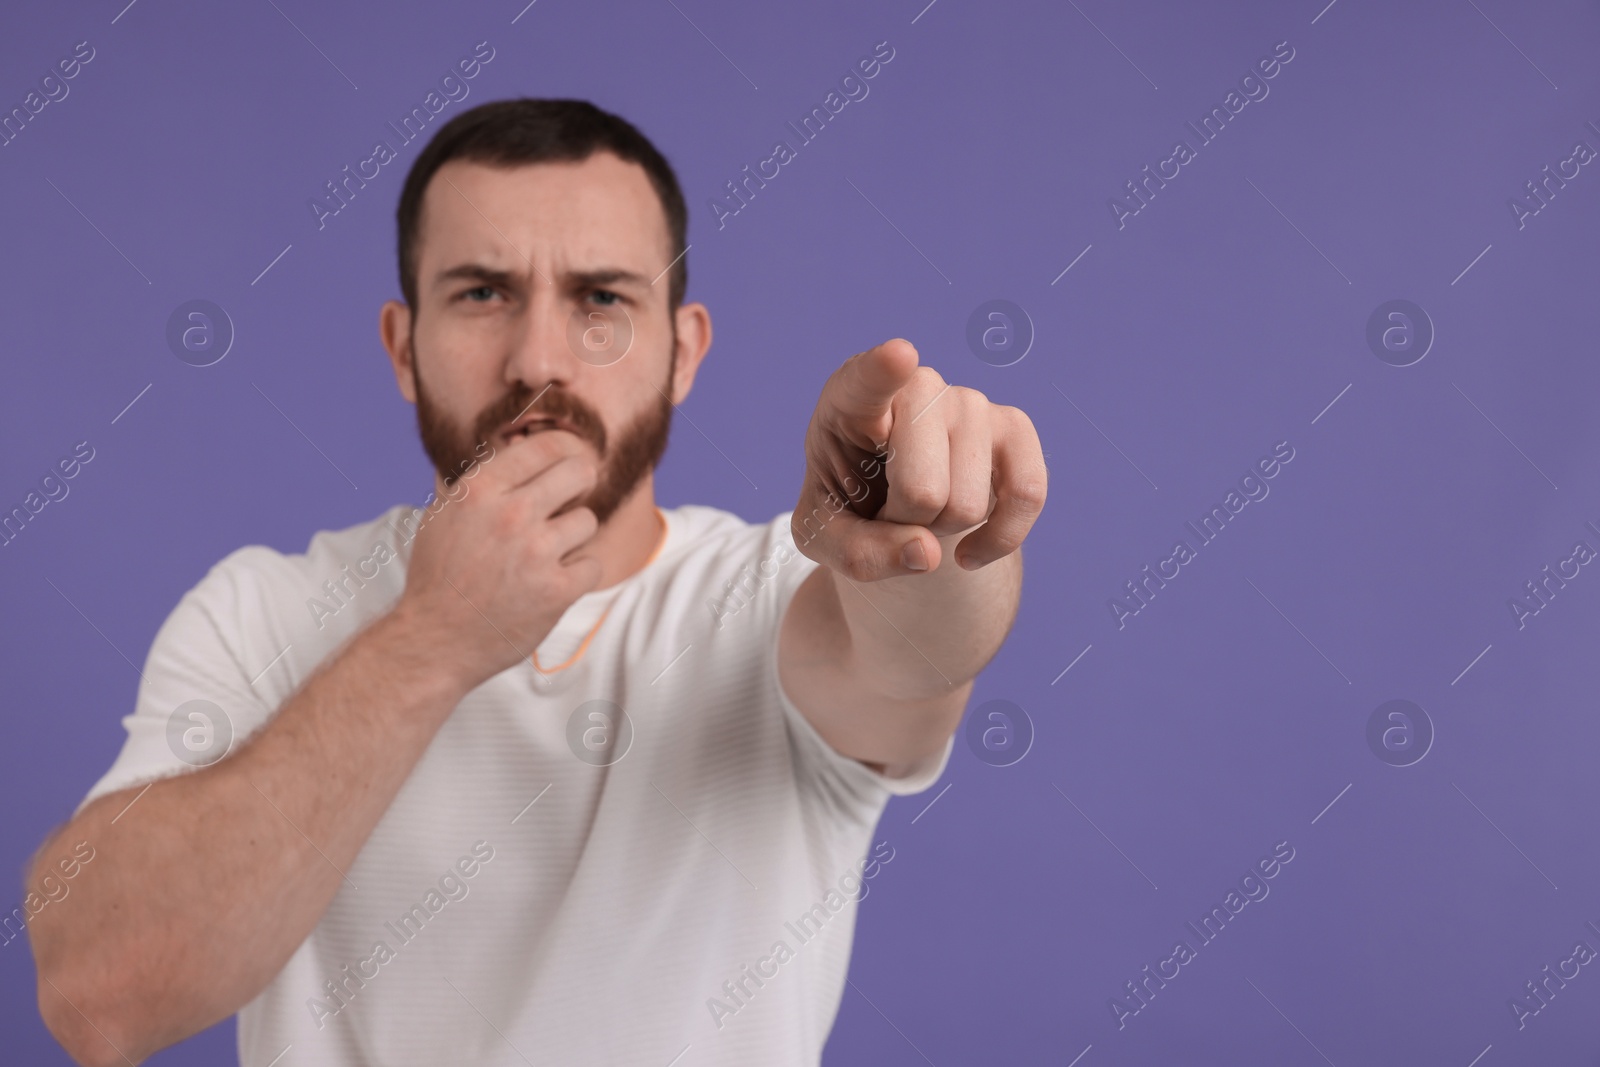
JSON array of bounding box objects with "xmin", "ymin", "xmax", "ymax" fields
[{"xmin": 395, "ymin": 428, "xmax": 605, "ymax": 690}]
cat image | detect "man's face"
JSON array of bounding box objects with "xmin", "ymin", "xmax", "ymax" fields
[{"xmin": 401, "ymin": 152, "xmax": 682, "ymax": 525}]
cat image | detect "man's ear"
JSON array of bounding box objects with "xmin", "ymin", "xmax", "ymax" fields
[
  {"xmin": 379, "ymin": 299, "xmax": 418, "ymax": 404},
  {"xmin": 670, "ymin": 301, "xmax": 712, "ymax": 405}
]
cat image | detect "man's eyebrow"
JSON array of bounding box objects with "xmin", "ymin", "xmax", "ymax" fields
[
  {"xmin": 432, "ymin": 263, "xmax": 655, "ymax": 292},
  {"xmin": 434, "ymin": 263, "xmax": 523, "ymax": 291},
  {"xmin": 563, "ymin": 267, "xmax": 653, "ymax": 290}
]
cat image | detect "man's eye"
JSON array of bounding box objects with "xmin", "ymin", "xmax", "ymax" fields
[
  {"xmin": 590, "ymin": 289, "xmax": 621, "ymax": 306},
  {"xmin": 461, "ymin": 286, "xmax": 497, "ymax": 302}
]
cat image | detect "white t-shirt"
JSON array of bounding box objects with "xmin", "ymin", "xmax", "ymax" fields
[{"xmin": 77, "ymin": 502, "xmax": 952, "ymax": 1067}]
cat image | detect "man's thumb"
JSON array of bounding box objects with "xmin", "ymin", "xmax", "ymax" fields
[{"xmin": 791, "ymin": 489, "xmax": 939, "ymax": 582}]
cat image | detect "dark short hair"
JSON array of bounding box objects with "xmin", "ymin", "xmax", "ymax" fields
[{"xmin": 396, "ymin": 97, "xmax": 689, "ymax": 315}]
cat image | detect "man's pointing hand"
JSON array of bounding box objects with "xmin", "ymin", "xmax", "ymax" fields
[{"xmin": 790, "ymin": 338, "xmax": 1047, "ymax": 582}]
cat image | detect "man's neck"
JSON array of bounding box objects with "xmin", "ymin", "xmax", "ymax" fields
[{"xmin": 586, "ymin": 475, "xmax": 664, "ymax": 592}]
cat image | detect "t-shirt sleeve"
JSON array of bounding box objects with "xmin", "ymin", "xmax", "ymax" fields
[
  {"xmin": 74, "ymin": 547, "xmax": 283, "ymax": 817},
  {"xmin": 762, "ymin": 511, "xmax": 954, "ymax": 803}
]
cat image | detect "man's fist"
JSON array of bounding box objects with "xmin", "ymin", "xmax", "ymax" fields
[
  {"xmin": 791, "ymin": 338, "xmax": 1047, "ymax": 583},
  {"xmin": 397, "ymin": 428, "xmax": 604, "ymax": 689}
]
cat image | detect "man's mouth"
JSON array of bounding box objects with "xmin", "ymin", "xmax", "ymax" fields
[{"xmin": 503, "ymin": 416, "xmax": 571, "ymax": 441}]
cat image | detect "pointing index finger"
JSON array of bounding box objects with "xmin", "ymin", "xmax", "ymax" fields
[{"xmin": 822, "ymin": 338, "xmax": 920, "ymax": 439}]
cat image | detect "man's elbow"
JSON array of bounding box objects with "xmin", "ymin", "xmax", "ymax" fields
[
  {"xmin": 33, "ymin": 905, "xmax": 166, "ymax": 1067},
  {"xmin": 37, "ymin": 959, "xmax": 148, "ymax": 1067}
]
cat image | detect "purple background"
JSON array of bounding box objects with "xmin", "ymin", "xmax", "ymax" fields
[{"xmin": 4, "ymin": 0, "xmax": 1599, "ymax": 1063}]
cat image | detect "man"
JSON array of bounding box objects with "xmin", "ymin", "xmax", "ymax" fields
[{"xmin": 28, "ymin": 98, "xmax": 1046, "ymax": 1066}]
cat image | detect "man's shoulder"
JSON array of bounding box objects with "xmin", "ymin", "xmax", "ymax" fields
[
  {"xmin": 206, "ymin": 504, "xmax": 416, "ymax": 586},
  {"xmin": 660, "ymin": 502, "xmax": 759, "ymax": 547},
  {"xmin": 658, "ymin": 503, "xmax": 809, "ymax": 567},
  {"xmin": 181, "ymin": 504, "xmax": 417, "ymax": 641},
  {"xmin": 654, "ymin": 503, "xmax": 820, "ymax": 628}
]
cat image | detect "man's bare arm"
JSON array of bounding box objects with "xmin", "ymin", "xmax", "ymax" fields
[
  {"xmin": 32, "ymin": 608, "xmax": 475, "ymax": 1065},
  {"xmin": 30, "ymin": 428, "xmax": 603, "ymax": 1067},
  {"xmin": 780, "ymin": 533, "xmax": 1021, "ymax": 775}
]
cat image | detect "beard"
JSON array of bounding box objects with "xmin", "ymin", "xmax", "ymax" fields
[{"xmin": 411, "ymin": 333, "xmax": 676, "ymax": 527}]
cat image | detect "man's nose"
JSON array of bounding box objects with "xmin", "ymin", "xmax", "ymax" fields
[{"xmin": 503, "ymin": 283, "xmax": 574, "ymax": 390}]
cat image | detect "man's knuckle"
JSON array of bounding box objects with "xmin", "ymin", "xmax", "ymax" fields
[
  {"xmin": 899, "ymin": 482, "xmax": 944, "ymax": 512},
  {"xmin": 839, "ymin": 543, "xmax": 877, "ymax": 582},
  {"xmin": 1011, "ymin": 475, "xmax": 1048, "ymax": 511},
  {"xmin": 945, "ymin": 494, "xmax": 990, "ymax": 527}
]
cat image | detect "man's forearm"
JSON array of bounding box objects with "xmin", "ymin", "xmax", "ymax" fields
[
  {"xmin": 830, "ymin": 531, "xmax": 1022, "ymax": 702},
  {"xmin": 31, "ymin": 604, "xmax": 474, "ymax": 1066},
  {"xmin": 785, "ymin": 342, "xmax": 1045, "ymax": 766}
]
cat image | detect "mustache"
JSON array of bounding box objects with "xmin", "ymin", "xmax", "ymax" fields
[{"xmin": 473, "ymin": 382, "xmax": 608, "ymax": 455}]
